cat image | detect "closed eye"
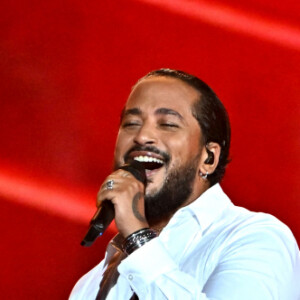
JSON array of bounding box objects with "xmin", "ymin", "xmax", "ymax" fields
[
  {"xmin": 122, "ymin": 122, "xmax": 141, "ymax": 128},
  {"xmin": 160, "ymin": 123, "xmax": 179, "ymax": 128}
]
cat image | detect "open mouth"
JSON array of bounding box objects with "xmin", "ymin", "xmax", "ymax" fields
[
  {"xmin": 124, "ymin": 147, "xmax": 169, "ymax": 177},
  {"xmin": 133, "ymin": 156, "xmax": 164, "ymax": 172}
]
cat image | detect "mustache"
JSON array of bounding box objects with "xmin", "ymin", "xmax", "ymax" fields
[{"xmin": 124, "ymin": 145, "xmax": 171, "ymax": 164}]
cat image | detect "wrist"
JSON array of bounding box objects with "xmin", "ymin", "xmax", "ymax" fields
[
  {"xmin": 121, "ymin": 221, "xmax": 149, "ymax": 238},
  {"xmin": 122, "ymin": 227, "xmax": 158, "ymax": 255}
]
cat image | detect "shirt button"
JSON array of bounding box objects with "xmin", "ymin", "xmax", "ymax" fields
[{"xmin": 128, "ymin": 274, "xmax": 133, "ymax": 280}]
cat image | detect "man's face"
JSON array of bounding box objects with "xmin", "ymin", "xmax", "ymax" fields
[{"xmin": 114, "ymin": 76, "xmax": 204, "ymax": 219}]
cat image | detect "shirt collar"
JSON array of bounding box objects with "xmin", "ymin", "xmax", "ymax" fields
[
  {"xmin": 173, "ymin": 183, "xmax": 233, "ymax": 233},
  {"xmin": 110, "ymin": 184, "xmax": 233, "ymax": 249}
]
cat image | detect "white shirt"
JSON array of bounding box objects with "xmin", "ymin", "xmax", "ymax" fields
[{"xmin": 70, "ymin": 184, "xmax": 300, "ymax": 299}]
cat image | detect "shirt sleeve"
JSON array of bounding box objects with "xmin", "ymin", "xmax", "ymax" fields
[
  {"xmin": 118, "ymin": 237, "xmax": 209, "ymax": 299},
  {"xmin": 118, "ymin": 221, "xmax": 300, "ymax": 300}
]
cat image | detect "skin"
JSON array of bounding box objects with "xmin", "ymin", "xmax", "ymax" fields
[{"xmin": 97, "ymin": 76, "xmax": 221, "ymax": 238}]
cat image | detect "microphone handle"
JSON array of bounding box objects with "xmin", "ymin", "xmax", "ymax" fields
[{"xmin": 81, "ymin": 161, "xmax": 146, "ymax": 247}]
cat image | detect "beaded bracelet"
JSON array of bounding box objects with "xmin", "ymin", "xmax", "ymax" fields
[{"xmin": 122, "ymin": 228, "xmax": 158, "ymax": 255}]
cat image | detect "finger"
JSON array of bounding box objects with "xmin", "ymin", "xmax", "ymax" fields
[
  {"xmin": 96, "ymin": 170, "xmax": 144, "ymax": 207},
  {"xmin": 96, "ymin": 176, "xmax": 131, "ymax": 206}
]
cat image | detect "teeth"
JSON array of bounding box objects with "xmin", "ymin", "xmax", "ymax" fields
[{"xmin": 133, "ymin": 156, "xmax": 163, "ymax": 164}]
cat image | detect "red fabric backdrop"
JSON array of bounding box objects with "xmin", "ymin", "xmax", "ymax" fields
[{"xmin": 0, "ymin": 0, "xmax": 299, "ymax": 298}]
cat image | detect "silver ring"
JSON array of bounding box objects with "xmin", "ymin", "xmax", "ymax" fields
[{"xmin": 106, "ymin": 179, "xmax": 114, "ymax": 190}]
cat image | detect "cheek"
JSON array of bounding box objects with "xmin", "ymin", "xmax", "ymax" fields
[
  {"xmin": 114, "ymin": 132, "xmax": 130, "ymax": 161},
  {"xmin": 167, "ymin": 132, "xmax": 201, "ymax": 163}
]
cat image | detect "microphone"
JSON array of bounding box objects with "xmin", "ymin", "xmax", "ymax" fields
[{"xmin": 81, "ymin": 160, "xmax": 146, "ymax": 247}]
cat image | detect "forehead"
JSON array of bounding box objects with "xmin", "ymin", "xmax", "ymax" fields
[{"xmin": 125, "ymin": 76, "xmax": 200, "ymax": 113}]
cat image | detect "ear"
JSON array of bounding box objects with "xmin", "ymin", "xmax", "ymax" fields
[{"xmin": 199, "ymin": 142, "xmax": 221, "ymax": 176}]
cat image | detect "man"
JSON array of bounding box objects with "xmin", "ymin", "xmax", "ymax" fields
[{"xmin": 70, "ymin": 69, "xmax": 300, "ymax": 299}]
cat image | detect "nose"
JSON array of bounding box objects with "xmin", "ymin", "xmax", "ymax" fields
[{"xmin": 133, "ymin": 122, "xmax": 156, "ymax": 145}]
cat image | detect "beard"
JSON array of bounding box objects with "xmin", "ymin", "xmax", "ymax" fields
[{"xmin": 145, "ymin": 154, "xmax": 200, "ymax": 225}]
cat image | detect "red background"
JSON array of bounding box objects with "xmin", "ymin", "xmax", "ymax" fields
[{"xmin": 0, "ymin": 0, "xmax": 299, "ymax": 298}]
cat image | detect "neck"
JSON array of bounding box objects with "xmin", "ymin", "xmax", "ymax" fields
[{"xmin": 183, "ymin": 181, "xmax": 209, "ymax": 207}]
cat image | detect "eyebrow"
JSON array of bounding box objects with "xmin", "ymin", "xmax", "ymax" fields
[
  {"xmin": 155, "ymin": 108, "xmax": 184, "ymax": 120},
  {"xmin": 120, "ymin": 107, "xmax": 184, "ymax": 121},
  {"xmin": 120, "ymin": 107, "xmax": 142, "ymax": 121}
]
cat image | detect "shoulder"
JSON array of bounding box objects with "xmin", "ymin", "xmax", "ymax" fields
[
  {"xmin": 219, "ymin": 207, "xmax": 300, "ymax": 275},
  {"xmin": 225, "ymin": 207, "xmax": 297, "ymax": 246}
]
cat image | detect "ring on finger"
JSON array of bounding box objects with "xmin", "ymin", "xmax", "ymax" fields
[{"xmin": 106, "ymin": 179, "xmax": 114, "ymax": 190}]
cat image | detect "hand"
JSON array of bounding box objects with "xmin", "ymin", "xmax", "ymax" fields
[{"xmin": 97, "ymin": 169, "xmax": 149, "ymax": 238}]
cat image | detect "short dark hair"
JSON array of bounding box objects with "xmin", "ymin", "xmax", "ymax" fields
[{"xmin": 142, "ymin": 68, "xmax": 231, "ymax": 186}]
